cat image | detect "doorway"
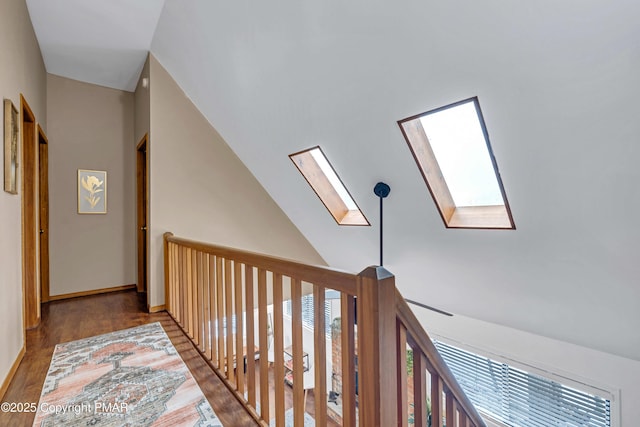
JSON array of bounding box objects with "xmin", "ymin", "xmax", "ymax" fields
[
  {"xmin": 21, "ymin": 95, "xmax": 39, "ymax": 329},
  {"xmin": 38, "ymin": 125, "xmax": 50, "ymax": 303},
  {"xmin": 136, "ymin": 135, "xmax": 149, "ymax": 295}
]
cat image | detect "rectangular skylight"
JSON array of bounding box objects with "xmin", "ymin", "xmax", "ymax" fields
[
  {"xmin": 309, "ymin": 148, "xmax": 358, "ymax": 211},
  {"xmin": 398, "ymin": 97, "xmax": 515, "ymax": 229},
  {"xmin": 290, "ymin": 146, "xmax": 369, "ymax": 226}
]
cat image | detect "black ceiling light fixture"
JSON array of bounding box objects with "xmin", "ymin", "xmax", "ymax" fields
[
  {"xmin": 373, "ymin": 182, "xmax": 391, "ymax": 266},
  {"xmin": 373, "ymin": 181, "xmax": 452, "ymax": 316}
]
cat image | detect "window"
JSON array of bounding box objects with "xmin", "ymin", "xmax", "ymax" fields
[
  {"xmin": 290, "ymin": 146, "xmax": 369, "ymax": 226},
  {"xmin": 398, "ymin": 97, "xmax": 515, "ymax": 229},
  {"xmin": 434, "ymin": 340, "xmax": 611, "ymax": 427},
  {"xmin": 284, "ymin": 293, "xmax": 333, "ymax": 337},
  {"xmin": 211, "ymin": 314, "xmax": 239, "ymax": 337}
]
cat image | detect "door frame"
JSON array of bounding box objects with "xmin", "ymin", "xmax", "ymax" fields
[
  {"xmin": 21, "ymin": 94, "xmax": 39, "ymax": 329},
  {"xmin": 38, "ymin": 125, "xmax": 50, "ymax": 303},
  {"xmin": 136, "ymin": 134, "xmax": 149, "ymax": 295}
]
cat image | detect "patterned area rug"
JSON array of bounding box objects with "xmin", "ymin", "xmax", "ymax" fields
[{"xmin": 32, "ymin": 322, "xmax": 222, "ymax": 427}]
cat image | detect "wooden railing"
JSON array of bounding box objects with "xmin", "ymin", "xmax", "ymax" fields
[
  {"xmin": 163, "ymin": 233, "xmax": 486, "ymax": 427},
  {"xmin": 395, "ymin": 290, "xmax": 487, "ymax": 427}
]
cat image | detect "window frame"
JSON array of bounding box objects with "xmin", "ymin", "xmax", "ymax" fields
[
  {"xmin": 289, "ymin": 146, "xmax": 369, "ymax": 226},
  {"xmin": 398, "ymin": 97, "xmax": 515, "ymax": 229}
]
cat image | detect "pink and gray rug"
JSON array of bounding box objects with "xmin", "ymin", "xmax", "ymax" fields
[{"xmin": 32, "ymin": 322, "xmax": 222, "ymax": 427}]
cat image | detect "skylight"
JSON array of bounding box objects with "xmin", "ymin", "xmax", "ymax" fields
[
  {"xmin": 290, "ymin": 146, "xmax": 369, "ymax": 226},
  {"xmin": 309, "ymin": 148, "xmax": 358, "ymax": 211},
  {"xmin": 398, "ymin": 97, "xmax": 515, "ymax": 229}
]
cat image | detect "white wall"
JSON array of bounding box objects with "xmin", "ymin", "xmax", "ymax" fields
[
  {"xmin": 0, "ymin": 0, "xmax": 46, "ymax": 392},
  {"xmin": 147, "ymin": 54, "xmax": 325, "ymax": 308},
  {"xmin": 46, "ymin": 74, "xmax": 136, "ymax": 296},
  {"xmin": 411, "ymin": 304, "xmax": 640, "ymax": 427},
  {"xmin": 150, "ymin": 0, "xmax": 640, "ymax": 364}
]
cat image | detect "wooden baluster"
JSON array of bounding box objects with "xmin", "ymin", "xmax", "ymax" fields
[
  {"xmin": 187, "ymin": 248, "xmax": 193, "ymax": 335},
  {"xmin": 397, "ymin": 322, "xmax": 408, "ymax": 427},
  {"xmin": 413, "ymin": 350, "xmax": 428, "ymax": 427},
  {"xmin": 431, "ymin": 373, "xmax": 443, "ymax": 427},
  {"xmin": 340, "ymin": 293, "xmax": 356, "ymax": 427},
  {"xmin": 174, "ymin": 244, "xmax": 179, "ymax": 319},
  {"xmin": 245, "ymin": 265, "xmax": 256, "ymax": 408},
  {"xmin": 216, "ymin": 257, "xmax": 225, "ymax": 372},
  {"xmin": 235, "ymin": 261, "xmax": 245, "ymax": 394},
  {"xmin": 187, "ymin": 248, "xmax": 195, "ymax": 339},
  {"xmin": 273, "ymin": 273, "xmax": 285, "ymax": 427},
  {"xmin": 163, "ymin": 235, "xmax": 170, "ymax": 314},
  {"xmin": 165, "ymin": 242, "xmax": 172, "ymax": 316},
  {"xmin": 191, "ymin": 249, "xmax": 200, "ymax": 347},
  {"xmin": 291, "ymin": 278, "xmax": 304, "ymax": 426},
  {"xmin": 446, "ymin": 389, "xmax": 458, "ymax": 427},
  {"xmin": 202, "ymin": 253, "xmax": 210, "ymax": 359},
  {"xmin": 171, "ymin": 243, "xmax": 177, "ymax": 318},
  {"xmin": 257, "ymin": 268, "xmax": 269, "ymax": 422},
  {"xmin": 178, "ymin": 246, "xmax": 185, "ymax": 327},
  {"xmin": 313, "ymin": 285, "xmax": 327, "ymax": 427},
  {"xmin": 209, "ymin": 255, "xmax": 217, "ymax": 365},
  {"xmin": 194, "ymin": 251, "xmax": 202, "ymax": 349},
  {"xmin": 357, "ymin": 266, "xmax": 398, "ymax": 427},
  {"xmin": 172, "ymin": 243, "xmax": 176, "ymax": 314},
  {"xmin": 459, "ymin": 411, "xmax": 470, "ymax": 427},
  {"xmin": 184, "ymin": 247, "xmax": 189, "ymax": 329},
  {"xmin": 225, "ymin": 259, "xmax": 235, "ymax": 384}
]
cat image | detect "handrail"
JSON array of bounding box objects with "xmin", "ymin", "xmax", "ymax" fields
[
  {"xmin": 163, "ymin": 232, "xmax": 487, "ymax": 427},
  {"xmin": 165, "ymin": 234, "xmax": 357, "ymax": 295},
  {"xmin": 163, "ymin": 232, "xmax": 360, "ymax": 427},
  {"xmin": 396, "ymin": 288, "xmax": 487, "ymax": 427}
]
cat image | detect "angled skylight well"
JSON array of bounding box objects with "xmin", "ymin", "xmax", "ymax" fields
[
  {"xmin": 398, "ymin": 97, "xmax": 515, "ymax": 229},
  {"xmin": 289, "ymin": 146, "xmax": 369, "ymax": 226}
]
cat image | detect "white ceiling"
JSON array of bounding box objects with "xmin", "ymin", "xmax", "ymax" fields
[
  {"xmin": 27, "ymin": 0, "xmax": 165, "ymax": 91},
  {"xmin": 27, "ymin": 0, "xmax": 640, "ymax": 361}
]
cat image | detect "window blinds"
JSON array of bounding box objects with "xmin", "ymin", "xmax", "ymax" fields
[
  {"xmin": 285, "ymin": 294, "xmax": 332, "ymax": 337},
  {"xmin": 433, "ymin": 340, "xmax": 610, "ymax": 427}
]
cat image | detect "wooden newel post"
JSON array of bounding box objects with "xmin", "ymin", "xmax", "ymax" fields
[{"xmin": 357, "ymin": 265, "xmax": 398, "ymax": 427}]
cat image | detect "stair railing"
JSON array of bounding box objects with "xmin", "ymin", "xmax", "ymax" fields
[{"xmin": 163, "ymin": 232, "xmax": 486, "ymax": 427}]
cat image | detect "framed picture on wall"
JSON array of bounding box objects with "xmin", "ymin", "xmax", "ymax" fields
[
  {"xmin": 4, "ymin": 99, "xmax": 19, "ymax": 194},
  {"xmin": 78, "ymin": 169, "xmax": 107, "ymax": 214}
]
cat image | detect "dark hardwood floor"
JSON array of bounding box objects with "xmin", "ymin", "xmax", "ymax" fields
[{"xmin": 0, "ymin": 290, "xmax": 258, "ymax": 427}]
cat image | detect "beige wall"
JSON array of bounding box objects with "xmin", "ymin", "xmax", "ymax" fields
[
  {"xmin": 0, "ymin": 0, "xmax": 46, "ymax": 392},
  {"xmin": 46, "ymin": 74, "xmax": 136, "ymax": 296},
  {"xmin": 147, "ymin": 54, "xmax": 325, "ymax": 308},
  {"xmin": 134, "ymin": 54, "xmax": 150, "ymax": 144}
]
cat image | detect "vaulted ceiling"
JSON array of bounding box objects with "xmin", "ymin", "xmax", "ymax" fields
[{"xmin": 26, "ymin": 0, "xmax": 640, "ymax": 361}]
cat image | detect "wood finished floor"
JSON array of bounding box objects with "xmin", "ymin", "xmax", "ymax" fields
[
  {"xmin": 0, "ymin": 290, "xmax": 258, "ymax": 427},
  {"xmin": 1, "ymin": 290, "xmax": 344, "ymax": 427}
]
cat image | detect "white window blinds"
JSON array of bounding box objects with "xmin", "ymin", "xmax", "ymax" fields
[
  {"xmin": 433, "ymin": 340, "xmax": 611, "ymax": 427},
  {"xmin": 284, "ymin": 294, "xmax": 332, "ymax": 337}
]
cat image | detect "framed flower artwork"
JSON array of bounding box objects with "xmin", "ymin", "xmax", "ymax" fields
[
  {"xmin": 4, "ymin": 99, "xmax": 19, "ymax": 194},
  {"xmin": 78, "ymin": 169, "xmax": 107, "ymax": 214}
]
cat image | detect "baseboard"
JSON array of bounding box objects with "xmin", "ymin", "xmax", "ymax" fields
[
  {"xmin": 148, "ymin": 304, "xmax": 166, "ymax": 313},
  {"xmin": 48, "ymin": 284, "xmax": 136, "ymax": 301},
  {"xmin": 0, "ymin": 344, "xmax": 26, "ymax": 401}
]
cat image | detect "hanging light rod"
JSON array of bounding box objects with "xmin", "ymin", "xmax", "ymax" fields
[{"xmin": 373, "ymin": 182, "xmax": 391, "ymax": 266}]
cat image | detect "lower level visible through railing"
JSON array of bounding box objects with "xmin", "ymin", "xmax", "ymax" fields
[{"xmin": 163, "ymin": 233, "xmax": 487, "ymax": 427}]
